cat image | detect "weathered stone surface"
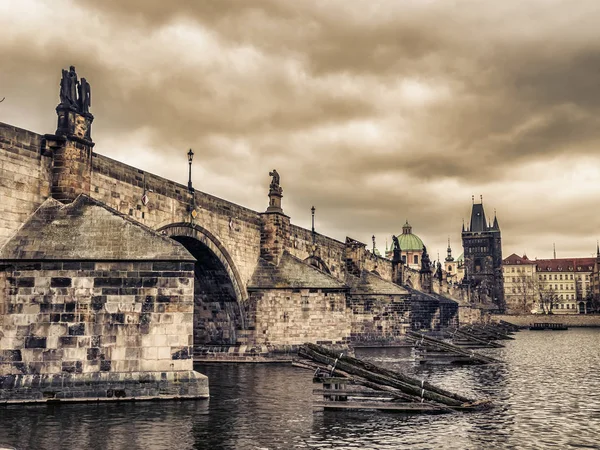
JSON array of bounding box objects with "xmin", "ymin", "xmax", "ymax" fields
[
  {"xmin": 0, "ymin": 370, "xmax": 208, "ymax": 403},
  {"xmin": 346, "ymin": 270, "xmax": 412, "ymax": 343},
  {"xmin": 0, "ymin": 195, "xmax": 194, "ymax": 261},
  {"xmin": 248, "ymin": 252, "xmax": 348, "ymax": 290}
]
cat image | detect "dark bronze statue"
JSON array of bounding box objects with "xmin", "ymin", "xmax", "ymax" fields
[
  {"xmin": 60, "ymin": 67, "xmax": 75, "ymax": 106},
  {"xmin": 392, "ymin": 235, "xmax": 401, "ymax": 263},
  {"xmin": 59, "ymin": 66, "xmax": 91, "ymax": 114},
  {"xmin": 78, "ymin": 78, "xmax": 91, "ymax": 114}
]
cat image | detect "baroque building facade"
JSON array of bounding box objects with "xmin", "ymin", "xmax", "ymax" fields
[
  {"xmin": 502, "ymin": 254, "xmax": 537, "ymax": 313},
  {"xmin": 502, "ymin": 253, "xmax": 595, "ymax": 314}
]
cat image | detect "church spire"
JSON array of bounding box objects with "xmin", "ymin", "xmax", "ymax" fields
[{"xmin": 446, "ymin": 237, "xmax": 454, "ymax": 262}]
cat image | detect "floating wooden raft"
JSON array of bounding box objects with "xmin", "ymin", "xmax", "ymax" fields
[
  {"xmin": 461, "ymin": 325, "xmax": 515, "ymax": 341},
  {"xmin": 296, "ymin": 343, "xmax": 492, "ymax": 413},
  {"xmin": 406, "ymin": 331, "xmax": 502, "ymax": 365},
  {"xmin": 495, "ymin": 320, "xmax": 522, "ymax": 333},
  {"xmin": 445, "ymin": 328, "xmax": 505, "ymax": 349},
  {"xmin": 529, "ymin": 322, "xmax": 568, "ymax": 331},
  {"xmin": 479, "ymin": 323, "xmax": 515, "ymax": 337}
]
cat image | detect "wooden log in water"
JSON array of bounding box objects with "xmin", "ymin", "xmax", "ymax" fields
[
  {"xmin": 299, "ymin": 343, "xmax": 476, "ymax": 407},
  {"xmin": 496, "ymin": 320, "xmax": 521, "ymax": 332},
  {"xmin": 468, "ymin": 325, "xmax": 515, "ymax": 340},
  {"xmin": 446, "ymin": 328, "xmax": 505, "ymax": 348},
  {"xmin": 407, "ymin": 331, "xmax": 501, "ymax": 364}
]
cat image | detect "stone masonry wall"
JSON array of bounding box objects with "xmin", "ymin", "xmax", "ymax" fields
[
  {"xmin": 458, "ymin": 305, "xmax": 484, "ymax": 326},
  {"xmin": 90, "ymin": 154, "xmax": 262, "ymax": 297},
  {"xmin": 287, "ymin": 227, "xmax": 395, "ymax": 284},
  {"xmin": 0, "ymin": 122, "xmax": 397, "ymax": 301},
  {"xmin": 348, "ymin": 294, "xmax": 411, "ymax": 343},
  {"xmin": 410, "ymin": 293, "xmax": 459, "ymax": 332},
  {"xmin": 0, "ymin": 123, "xmax": 51, "ymax": 249},
  {"xmin": 0, "ymin": 260, "xmax": 207, "ymax": 401},
  {"xmin": 494, "ymin": 313, "xmax": 600, "ymax": 327},
  {"xmin": 247, "ymin": 289, "xmax": 351, "ymax": 346}
]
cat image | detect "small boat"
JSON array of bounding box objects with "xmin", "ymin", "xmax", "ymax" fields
[{"xmin": 529, "ymin": 323, "xmax": 568, "ymax": 331}]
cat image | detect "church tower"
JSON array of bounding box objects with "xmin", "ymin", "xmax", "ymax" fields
[{"xmin": 462, "ymin": 197, "xmax": 504, "ymax": 311}]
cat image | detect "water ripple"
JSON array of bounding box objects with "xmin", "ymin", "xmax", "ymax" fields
[{"xmin": 1, "ymin": 329, "xmax": 600, "ymax": 449}]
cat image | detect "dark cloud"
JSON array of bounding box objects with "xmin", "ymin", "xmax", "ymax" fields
[{"xmin": 2, "ymin": 0, "xmax": 600, "ymax": 260}]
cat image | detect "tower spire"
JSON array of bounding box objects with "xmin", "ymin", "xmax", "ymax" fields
[
  {"xmin": 553, "ymin": 243, "xmax": 556, "ymax": 259},
  {"xmin": 446, "ymin": 237, "xmax": 454, "ymax": 261}
]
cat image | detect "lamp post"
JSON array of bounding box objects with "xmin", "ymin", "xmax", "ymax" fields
[
  {"xmin": 187, "ymin": 148, "xmax": 194, "ymax": 192},
  {"xmin": 311, "ymin": 206, "xmax": 315, "ymax": 243}
]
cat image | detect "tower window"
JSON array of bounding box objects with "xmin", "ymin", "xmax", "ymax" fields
[{"xmin": 414, "ymin": 255, "xmax": 419, "ymax": 265}]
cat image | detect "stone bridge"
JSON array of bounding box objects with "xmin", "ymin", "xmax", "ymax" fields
[{"xmin": 0, "ymin": 67, "xmax": 461, "ymax": 402}]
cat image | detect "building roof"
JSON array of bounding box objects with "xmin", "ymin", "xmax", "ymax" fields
[
  {"xmin": 503, "ymin": 253, "xmax": 537, "ymax": 265},
  {"xmin": 465, "ymin": 202, "xmax": 499, "ymax": 233},
  {"xmin": 404, "ymin": 286, "xmax": 458, "ymax": 305},
  {"xmin": 0, "ymin": 195, "xmax": 194, "ymax": 261},
  {"xmin": 248, "ymin": 251, "xmax": 348, "ymax": 290},
  {"xmin": 469, "ymin": 203, "xmax": 487, "ymax": 232},
  {"xmin": 534, "ymin": 257, "xmax": 595, "ymax": 273},
  {"xmin": 345, "ymin": 270, "xmax": 409, "ymax": 296}
]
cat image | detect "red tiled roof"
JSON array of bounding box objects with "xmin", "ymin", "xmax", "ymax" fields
[
  {"xmin": 503, "ymin": 253, "xmax": 536, "ymax": 265},
  {"xmin": 534, "ymin": 257, "xmax": 595, "ymax": 273}
]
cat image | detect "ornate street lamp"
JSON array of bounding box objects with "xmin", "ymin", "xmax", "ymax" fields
[
  {"xmin": 311, "ymin": 206, "xmax": 316, "ymax": 243},
  {"xmin": 187, "ymin": 148, "xmax": 194, "ymax": 192}
]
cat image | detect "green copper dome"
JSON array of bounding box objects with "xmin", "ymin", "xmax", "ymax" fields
[
  {"xmin": 397, "ymin": 233, "xmax": 424, "ymax": 251},
  {"xmin": 393, "ymin": 220, "xmax": 425, "ymax": 251}
]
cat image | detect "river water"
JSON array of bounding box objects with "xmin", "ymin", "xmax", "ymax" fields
[{"xmin": 1, "ymin": 329, "xmax": 599, "ymax": 449}]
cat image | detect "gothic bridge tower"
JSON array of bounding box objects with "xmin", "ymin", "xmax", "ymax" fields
[{"xmin": 461, "ymin": 198, "xmax": 505, "ymax": 311}]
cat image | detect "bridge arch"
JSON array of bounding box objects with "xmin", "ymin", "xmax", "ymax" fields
[
  {"xmin": 304, "ymin": 255, "xmax": 331, "ymax": 274},
  {"xmin": 158, "ymin": 223, "xmax": 247, "ymax": 346}
]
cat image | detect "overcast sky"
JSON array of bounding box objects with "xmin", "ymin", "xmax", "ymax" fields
[{"xmin": 2, "ymin": 0, "xmax": 600, "ymax": 261}]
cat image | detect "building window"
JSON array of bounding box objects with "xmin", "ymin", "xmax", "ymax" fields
[
  {"xmin": 414, "ymin": 255, "xmax": 419, "ymax": 265},
  {"xmin": 402, "ymin": 255, "xmax": 407, "ymax": 263}
]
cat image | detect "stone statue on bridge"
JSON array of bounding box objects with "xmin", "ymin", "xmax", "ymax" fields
[
  {"xmin": 78, "ymin": 78, "xmax": 92, "ymax": 114},
  {"xmin": 59, "ymin": 66, "xmax": 79, "ymax": 108},
  {"xmin": 269, "ymin": 169, "xmax": 282, "ymax": 195},
  {"xmin": 392, "ymin": 235, "xmax": 401, "ymax": 263},
  {"xmin": 59, "ymin": 66, "xmax": 92, "ymax": 115}
]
